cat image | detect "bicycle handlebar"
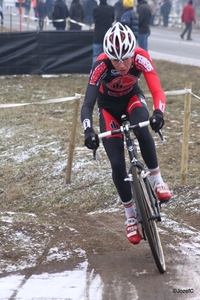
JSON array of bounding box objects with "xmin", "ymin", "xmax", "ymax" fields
[
  {"xmin": 93, "ymin": 118, "xmax": 165, "ymax": 162},
  {"xmin": 94, "ymin": 120, "xmax": 164, "ymax": 160},
  {"xmin": 98, "ymin": 120, "xmax": 150, "ymax": 139},
  {"xmin": 98, "ymin": 119, "xmax": 164, "ymax": 141}
]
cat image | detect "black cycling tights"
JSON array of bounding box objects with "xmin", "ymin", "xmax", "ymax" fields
[{"xmin": 102, "ymin": 107, "xmax": 158, "ymax": 204}]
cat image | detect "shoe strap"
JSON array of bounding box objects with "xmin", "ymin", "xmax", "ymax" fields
[{"xmin": 126, "ymin": 218, "xmax": 137, "ymax": 225}]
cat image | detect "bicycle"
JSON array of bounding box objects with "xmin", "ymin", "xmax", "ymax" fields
[{"xmin": 97, "ymin": 114, "xmax": 166, "ymax": 274}]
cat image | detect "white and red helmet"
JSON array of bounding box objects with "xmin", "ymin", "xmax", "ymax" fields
[{"xmin": 103, "ymin": 22, "xmax": 136, "ymax": 61}]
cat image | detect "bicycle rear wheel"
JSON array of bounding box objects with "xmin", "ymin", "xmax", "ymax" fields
[{"xmin": 131, "ymin": 166, "xmax": 166, "ymax": 274}]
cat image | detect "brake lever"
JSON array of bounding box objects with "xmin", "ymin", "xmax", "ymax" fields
[
  {"xmin": 151, "ymin": 118, "xmax": 165, "ymax": 142},
  {"xmin": 93, "ymin": 149, "xmax": 96, "ymax": 160},
  {"xmin": 93, "ymin": 149, "xmax": 101, "ymax": 160},
  {"xmin": 157, "ymin": 130, "xmax": 164, "ymax": 142}
]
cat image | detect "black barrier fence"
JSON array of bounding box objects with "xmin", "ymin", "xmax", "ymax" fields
[{"xmin": 0, "ymin": 30, "xmax": 93, "ymax": 75}]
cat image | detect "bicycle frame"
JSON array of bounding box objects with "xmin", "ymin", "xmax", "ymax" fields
[
  {"xmin": 120, "ymin": 115, "xmax": 161, "ymax": 222},
  {"xmin": 98, "ymin": 114, "xmax": 166, "ymax": 273}
]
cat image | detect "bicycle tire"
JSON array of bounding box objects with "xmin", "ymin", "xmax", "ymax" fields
[{"xmin": 131, "ymin": 166, "xmax": 166, "ymax": 274}]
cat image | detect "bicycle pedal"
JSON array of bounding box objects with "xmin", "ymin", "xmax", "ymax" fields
[
  {"xmin": 159, "ymin": 199, "xmax": 170, "ymax": 207},
  {"xmin": 142, "ymin": 226, "xmax": 146, "ymax": 241},
  {"xmin": 141, "ymin": 170, "xmax": 150, "ymax": 178},
  {"xmin": 124, "ymin": 178, "xmax": 132, "ymax": 182},
  {"xmin": 124, "ymin": 174, "xmax": 132, "ymax": 181}
]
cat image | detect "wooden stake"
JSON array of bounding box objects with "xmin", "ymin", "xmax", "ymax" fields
[
  {"xmin": 66, "ymin": 88, "xmax": 81, "ymax": 184},
  {"xmin": 181, "ymin": 82, "xmax": 192, "ymax": 185}
]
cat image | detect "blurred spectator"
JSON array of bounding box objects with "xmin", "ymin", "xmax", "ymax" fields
[
  {"xmin": 114, "ymin": 0, "xmax": 125, "ymax": 22},
  {"xmin": 37, "ymin": 0, "xmax": 47, "ymax": 30},
  {"xmin": 149, "ymin": 0, "xmax": 157, "ymax": 26},
  {"xmin": 121, "ymin": 0, "xmax": 138, "ymax": 39},
  {"xmin": 32, "ymin": 0, "xmax": 39, "ymax": 20},
  {"xmin": 160, "ymin": 0, "xmax": 171, "ymax": 27},
  {"xmin": 180, "ymin": 0, "xmax": 195, "ymax": 41},
  {"xmin": 69, "ymin": 0, "xmax": 84, "ymax": 30},
  {"xmin": 46, "ymin": 0, "xmax": 54, "ymax": 20},
  {"xmin": 137, "ymin": 0, "xmax": 151, "ymax": 51},
  {"xmin": 83, "ymin": 0, "xmax": 97, "ymax": 26},
  {"xmin": 92, "ymin": 0, "xmax": 114, "ymax": 64},
  {"xmin": 52, "ymin": 0, "xmax": 69, "ymax": 30},
  {"xmin": 24, "ymin": 0, "xmax": 31, "ymax": 17},
  {"xmin": 0, "ymin": 4, "xmax": 3, "ymax": 25}
]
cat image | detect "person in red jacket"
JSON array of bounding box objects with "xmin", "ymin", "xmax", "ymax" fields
[
  {"xmin": 81, "ymin": 22, "xmax": 171, "ymax": 245},
  {"xmin": 180, "ymin": 0, "xmax": 195, "ymax": 41}
]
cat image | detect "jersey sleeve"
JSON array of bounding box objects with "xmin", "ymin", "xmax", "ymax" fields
[
  {"xmin": 133, "ymin": 48, "xmax": 166, "ymax": 113},
  {"xmin": 81, "ymin": 58, "xmax": 108, "ymax": 131},
  {"xmin": 81, "ymin": 85, "xmax": 99, "ymax": 131}
]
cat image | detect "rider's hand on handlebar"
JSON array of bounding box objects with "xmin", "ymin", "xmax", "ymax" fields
[
  {"xmin": 84, "ymin": 128, "xmax": 99, "ymax": 150},
  {"xmin": 150, "ymin": 109, "xmax": 164, "ymax": 133}
]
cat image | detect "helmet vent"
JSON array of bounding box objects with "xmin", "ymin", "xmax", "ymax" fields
[{"xmin": 103, "ymin": 22, "xmax": 136, "ymax": 60}]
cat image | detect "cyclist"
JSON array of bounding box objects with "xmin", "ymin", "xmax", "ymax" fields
[{"xmin": 81, "ymin": 22, "xmax": 171, "ymax": 245}]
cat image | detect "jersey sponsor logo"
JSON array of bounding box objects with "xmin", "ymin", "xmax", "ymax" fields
[
  {"xmin": 83, "ymin": 118, "xmax": 91, "ymax": 130},
  {"xmin": 135, "ymin": 54, "xmax": 154, "ymax": 72},
  {"xmin": 111, "ymin": 69, "xmax": 120, "ymax": 76},
  {"xmin": 101, "ymin": 109, "xmax": 122, "ymax": 138},
  {"xmin": 110, "ymin": 120, "xmax": 119, "ymax": 129},
  {"xmin": 90, "ymin": 62, "xmax": 107, "ymax": 86},
  {"xmin": 106, "ymin": 74, "xmax": 138, "ymax": 97},
  {"xmin": 159, "ymin": 100, "xmax": 165, "ymax": 113}
]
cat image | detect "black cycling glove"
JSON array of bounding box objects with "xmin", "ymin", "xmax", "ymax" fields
[
  {"xmin": 150, "ymin": 109, "xmax": 164, "ymax": 132},
  {"xmin": 84, "ymin": 128, "xmax": 99, "ymax": 150}
]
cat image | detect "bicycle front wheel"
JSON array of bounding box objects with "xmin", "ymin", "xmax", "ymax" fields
[{"xmin": 131, "ymin": 166, "xmax": 166, "ymax": 274}]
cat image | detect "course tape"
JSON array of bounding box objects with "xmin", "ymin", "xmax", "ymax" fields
[
  {"xmin": 145, "ymin": 89, "xmax": 200, "ymax": 100},
  {"xmin": 0, "ymin": 94, "xmax": 81, "ymax": 108},
  {"xmin": 190, "ymin": 91, "xmax": 200, "ymax": 100},
  {"xmin": 144, "ymin": 88, "xmax": 192, "ymax": 98},
  {"xmin": 0, "ymin": 89, "xmax": 199, "ymax": 109}
]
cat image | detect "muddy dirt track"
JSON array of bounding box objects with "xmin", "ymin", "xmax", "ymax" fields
[{"xmin": 1, "ymin": 208, "xmax": 199, "ymax": 300}]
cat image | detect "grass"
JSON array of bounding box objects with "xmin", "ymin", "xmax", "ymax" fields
[
  {"xmin": 1, "ymin": 61, "xmax": 200, "ymax": 274},
  {"xmin": 0, "ymin": 61, "xmax": 200, "ymax": 216}
]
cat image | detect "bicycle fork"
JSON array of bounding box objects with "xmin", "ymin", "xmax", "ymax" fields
[{"xmin": 125, "ymin": 167, "xmax": 162, "ymax": 223}]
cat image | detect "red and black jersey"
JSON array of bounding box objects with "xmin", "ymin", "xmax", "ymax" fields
[{"xmin": 81, "ymin": 47, "xmax": 166, "ymax": 129}]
